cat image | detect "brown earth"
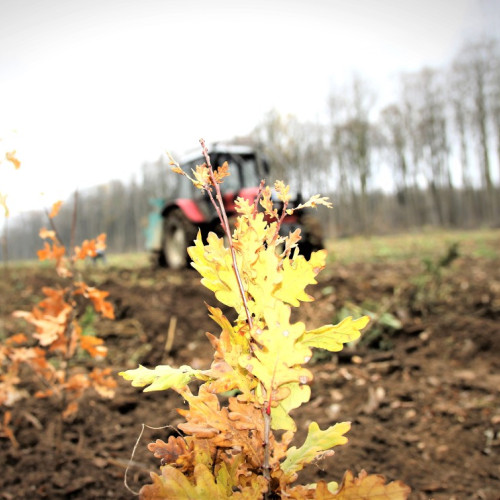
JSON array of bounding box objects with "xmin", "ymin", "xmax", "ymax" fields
[{"xmin": 1, "ymin": 252, "xmax": 499, "ymax": 499}]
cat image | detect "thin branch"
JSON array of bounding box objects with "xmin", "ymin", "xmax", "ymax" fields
[
  {"xmin": 199, "ymin": 139, "xmax": 254, "ymax": 330},
  {"xmin": 124, "ymin": 424, "xmax": 178, "ymax": 495},
  {"xmin": 43, "ymin": 208, "xmax": 64, "ymax": 246}
]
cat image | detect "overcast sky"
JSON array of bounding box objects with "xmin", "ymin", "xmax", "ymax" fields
[{"xmin": 1, "ymin": 0, "xmax": 499, "ymax": 216}]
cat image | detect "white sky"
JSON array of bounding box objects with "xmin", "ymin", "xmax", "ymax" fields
[{"xmin": 1, "ymin": 0, "xmax": 498, "ymax": 217}]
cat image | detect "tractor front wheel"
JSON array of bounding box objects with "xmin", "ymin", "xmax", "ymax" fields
[{"xmin": 162, "ymin": 209, "xmax": 197, "ymax": 269}]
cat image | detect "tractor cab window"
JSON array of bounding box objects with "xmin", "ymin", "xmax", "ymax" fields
[
  {"xmin": 240, "ymin": 155, "xmax": 261, "ymax": 187},
  {"xmin": 217, "ymin": 153, "xmax": 262, "ymax": 191},
  {"xmin": 215, "ymin": 154, "xmax": 242, "ymax": 194}
]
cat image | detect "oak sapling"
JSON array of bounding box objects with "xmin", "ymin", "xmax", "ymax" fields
[
  {"xmin": 121, "ymin": 140, "xmax": 411, "ymax": 499},
  {"xmin": 0, "ymin": 199, "xmax": 116, "ymax": 432}
]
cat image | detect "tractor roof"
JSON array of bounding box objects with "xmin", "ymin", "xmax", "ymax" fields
[{"xmin": 180, "ymin": 143, "xmax": 256, "ymax": 165}]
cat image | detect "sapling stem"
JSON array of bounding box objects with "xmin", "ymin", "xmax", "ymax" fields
[
  {"xmin": 199, "ymin": 139, "xmax": 275, "ymax": 489},
  {"xmin": 199, "ymin": 139, "xmax": 254, "ymax": 331}
]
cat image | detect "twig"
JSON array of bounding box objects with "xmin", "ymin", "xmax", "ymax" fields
[
  {"xmin": 253, "ymin": 180, "xmax": 266, "ymax": 214},
  {"xmin": 43, "ymin": 208, "xmax": 64, "ymax": 246},
  {"xmin": 124, "ymin": 424, "xmax": 177, "ymax": 495},
  {"xmin": 164, "ymin": 316, "xmax": 177, "ymax": 357},
  {"xmin": 200, "ymin": 140, "xmax": 274, "ymax": 496},
  {"xmin": 199, "ymin": 139, "xmax": 254, "ymax": 330}
]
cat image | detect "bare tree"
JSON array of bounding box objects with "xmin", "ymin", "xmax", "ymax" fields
[
  {"xmin": 252, "ymin": 110, "xmax": 331, "ymax": 196},
  {"xmin": 452, "ymin": 38, "xmax": 498, "ymax": 221},
  {"xmin": 379, "ymin": 103, "xmax": 415, "ymax": 227}
]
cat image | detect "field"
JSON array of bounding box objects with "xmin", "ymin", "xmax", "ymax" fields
[{"xmin": 1, "ymin": 230, "xmax": 499, "ymax": 499}]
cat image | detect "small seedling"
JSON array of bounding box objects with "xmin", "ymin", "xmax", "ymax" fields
[{"xmin": 121, "ymin": 140, "xmax": 410, "ymax": 499}]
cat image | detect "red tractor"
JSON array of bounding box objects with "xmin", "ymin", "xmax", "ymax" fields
[{"xmin": 146, "ymin": 144, "xmax": 324, "ymax": 269}]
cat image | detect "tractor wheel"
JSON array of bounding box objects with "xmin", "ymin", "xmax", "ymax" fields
[
  {"xmin": 299, "ymin": 213, "xmax": 325, "ymax": 259},
  {"xmin": 162, "ymin": 209, "xmax": 197, "ymax": 270}
]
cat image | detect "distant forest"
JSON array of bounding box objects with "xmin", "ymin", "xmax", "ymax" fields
[{"xmin": 2, "ymin": 37, "xmax": 500, "ymax": 261}]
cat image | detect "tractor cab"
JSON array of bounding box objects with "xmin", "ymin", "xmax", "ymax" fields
[{"xmin": 146, "ymin": 144, "xmax": 323, "ymax": 269}]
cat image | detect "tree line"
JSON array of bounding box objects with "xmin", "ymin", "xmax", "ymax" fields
[{"xmin": 2, "ymin": 37, "xmax": 499, "ymax": 260}]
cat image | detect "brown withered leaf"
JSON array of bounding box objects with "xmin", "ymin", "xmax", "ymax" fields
[
  {"xmin": 147, "ymin": 436, "xmax": 193, "ymax": 471},
  {"xmin": 213, "ymin": 161, "xmax": 230, "ymax": 184},
  {"xmin": 178, "ymin": 387, "xmax": 264, "ymax": 469}
]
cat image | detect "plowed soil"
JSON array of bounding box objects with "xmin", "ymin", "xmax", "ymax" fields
[{"xmin": 1, "ymin": 251, "xmax": 499, "ymax": 499}]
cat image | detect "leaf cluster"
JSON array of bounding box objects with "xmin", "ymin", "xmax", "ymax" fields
[
  {"xmin": 0, "ymin": 202, "xmax": 116, "ymax": 422},
  {"xmin": 121, "ymin": 145, "xmax": 410, "ymax": 499}
]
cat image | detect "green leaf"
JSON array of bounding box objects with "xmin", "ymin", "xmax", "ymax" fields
[
  {"xmin": 281, "ymin": 421, "xmax": 351, "ymax": 477},
  {"xmin": 119, "ymin": 364, "xmax": 207, "ymax": 392},
  {"xmin": 299, "ymin": 316, "xmax": 369, "ymax": 351}
]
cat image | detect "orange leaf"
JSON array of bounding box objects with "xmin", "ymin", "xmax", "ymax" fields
[
  {"xmin": 39, "ymin": 227, "xmax": 57, "ymax": 241},
  {"xmin": 213, "ymin": 161, "xmax": 230, "ymax": 184},
  {"xmin": 34, "ymin": 388, "xmax": 55, "ymax": 399},
  {"xmin": 85, "ymin": 287, "xmax": 114, "ymax": 319},
  {"xmin": 65, "ymin": 373, "xmax": 91, "ymax": 394},
  {"xmin": 5, "ymin": 150, "xmax": 21, "ymax": 169},
  {"xmin": 80, "ymin": 335, "xmax": 107, "ymax": 358},
  {"xmin": 49, "ymin": 200, "xmax": 63, "ymax": 218},
  {"xmin": 6, "ymin": 333, "xmax": 27, "ymax": 346},
  {"xmin": 171, "ymin": 165, "xmax": 185, "ymax": 175},
  {"xmin": 95, "ymin": 233, "xmax": 107, "ymax": 251},
  {"xmin": 62, "ymin": 401, "xmax": 79, "ymax": 419},
  {"xmin": 74, "ymin": 239, "xmax": 97, "ymax": 260},
  {"xmin": 37, "ymin": 241, "xmax": 66, "ymax": 262},
  {"xmin": 89, "ymin": 367, "xmax": 116, "ymax": 398},
  {"xmin": 1, "ymin": 410, "xmax": 19, "ymax": 448}
]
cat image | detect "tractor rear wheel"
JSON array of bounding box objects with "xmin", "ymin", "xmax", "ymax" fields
[
  {"xmin": 162, "ymin": 209, "xmax": 197, "ymax": 269},
  {"xmin": 299, "ymin": 213, "xmax": 325, "ymax": 258}
]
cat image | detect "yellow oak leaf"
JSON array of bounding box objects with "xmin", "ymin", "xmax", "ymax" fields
[
  {"xmin": 189, "ymin": 232, "xmax": 243, "ymax": 313},
  {"xmin": 259, "ymin": 186, "xmax": 278, "ymax": 219},
  {"xmin": 232, "ymin": 212, "xmax": 269, "ymax": 270},
  {"xmin": 140, "ymin": 463, "xmax": 232, "ymax": 500},
  {"xmin": 239, "ymin": 303, "xmax": 311, "ymax": 382},
  {"xmin": 0, "ymin": 192, "xmax": 9, "ymax": 217},
  {"xmin": 270, "ymin": 382, "xmax": 311, "ymax": 432},
  {"xmin": 288, "ymin": 194, "xmax": 333, "ymax": 214},
  {"xmin": 192, "ymin": 164, "xmax": 211, "ymax": 189},
  {"xmin": 234, "ymin": 196, "xmax": 257, "ymax": 218},
  {"xmin": 207, "ymin": 305, "xmax": 250, "ymax": 358},
  {"xmin": 273, "ymin": 254, "xmax": 320, "ymax": 306},
  {"xmin": 119, "ymin": 364, "xmax": 207, "ymax": 392},
  {"xmin": 275, "ymin": 180, "xmax": 291, "ymax": 203},
  {"xmin": 299, "ymin": 316, "xmax": 370, "ymax": 352},
  {"xmin": 171, "ymin": 165, "xmax": 185, "ymax": 175},
  {"xmin": 281, "ymin": 421, "xmax": 351, "ymax": 478},
  {"xmin": 245, "ymin": 246, "xmax": 283, "ymax": 318}
]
